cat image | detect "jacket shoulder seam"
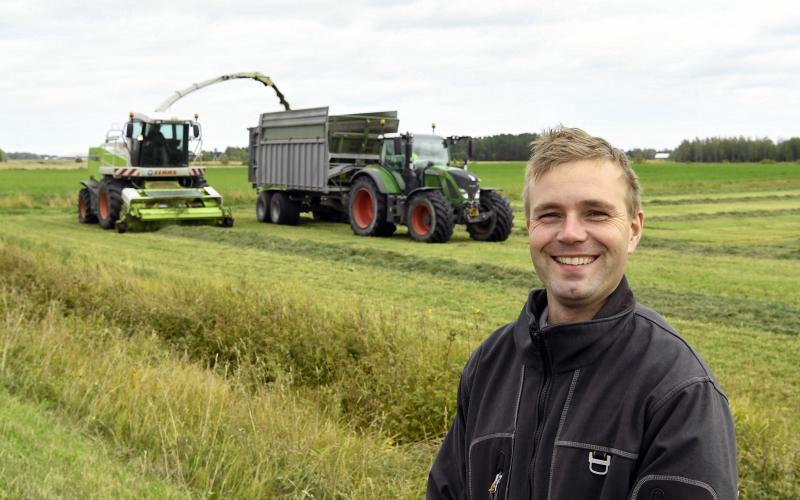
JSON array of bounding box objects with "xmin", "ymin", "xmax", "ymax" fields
[
  {"xmin": 633, "ymin": 307, "xmax": 729, "ymax": 403},
  {"xmin": 649, "ymin": 376, "xmax": 713, "ymax": 415}
]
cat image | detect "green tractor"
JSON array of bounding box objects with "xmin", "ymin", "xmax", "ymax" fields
[
  {"xmin": 79, "ymin": 112, "xmax": 233, "ymax": 232},
  {"xmin": 354, "ymin": 132, "xmax": 514, "ymax": 242},
  {"xmin": 249, "ymin": 107, "xmax": 514, "ymax": 243}
]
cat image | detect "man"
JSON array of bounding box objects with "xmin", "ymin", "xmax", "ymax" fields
[{"xmin": 428, "ymin": 127, "xmax": 737, "ymax": 499}]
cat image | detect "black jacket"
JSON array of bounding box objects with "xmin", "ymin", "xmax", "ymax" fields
[{"xmin": 428, "ymin": 277, "xmax": 737, "ymax": 500}]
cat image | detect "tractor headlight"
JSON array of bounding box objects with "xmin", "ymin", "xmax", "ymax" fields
[{"xmin": 460, "ymin": 188, "xmax": 468, "ymax": 198}]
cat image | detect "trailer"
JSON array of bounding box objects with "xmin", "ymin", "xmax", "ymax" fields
[{"xmin": 248, "ymin": 107, "xmax": 513, "ymax": 243}]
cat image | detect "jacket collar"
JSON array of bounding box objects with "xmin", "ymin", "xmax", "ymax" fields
[{"xmin": 512, "ymin": 276, "xmax": 636, "ymax": 372}]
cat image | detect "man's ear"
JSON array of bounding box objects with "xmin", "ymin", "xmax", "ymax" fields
[{"xmin": 628, "ymin": 210, "xmax": 644, "ymax": 253}]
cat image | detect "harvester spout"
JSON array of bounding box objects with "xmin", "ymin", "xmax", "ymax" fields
[{"xmin": 154, "ymin": 72, "xmax": 291, "ymax": 112}]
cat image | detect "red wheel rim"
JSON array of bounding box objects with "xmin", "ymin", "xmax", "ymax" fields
[
  {"xmin": 352, "ymin": 188, "xmax": 374, "ymax": 229},
  {"xmin": 79, "ymin": 197, "xmax": 87, "ymax": 218},
  {"xmin": 411, "ymin": 202, "xmax": 432, "ymax": 235},
  {"xmin": 99, "ymin": 191, "xmax": 109, "ymax": 220}
]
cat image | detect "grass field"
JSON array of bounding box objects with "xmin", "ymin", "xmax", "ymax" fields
[{"xmin": 0, "ymin": 160, "xmax": 798, "ymax": 498}]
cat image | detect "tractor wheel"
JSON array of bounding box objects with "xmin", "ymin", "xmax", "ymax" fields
[
  {"xmin": 349, "ymin": 177, "xmax": 393, "ymax": 237},
  {"xmin": 467, "ymin": 191, "xmax": 514, "ymax": 242},
  {"xmin": 78, "ymin": 188, "xmax": 98, "ymax": 224},
  {"xmin": 406, "ymin": 191, "xmax": 454, "ymax": 243},
  {"xmin": 256, "ymin": 191, "xmax": 272, "ymax": 223},
  {"xmin": 269, "ymin": 191, "xmax": 300, "ymax": 225},
  {"xmin": 97, "ymin": 179, "xmax": 124, "ymax": 230},
  {"xmin": 194, "ymin": 177, "xmax": 209, "ymax": 188}
]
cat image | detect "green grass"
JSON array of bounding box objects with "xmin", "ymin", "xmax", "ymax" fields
[
  {"xmin": 0, "ymin": 387, "xmax": 190, "ymax": 499},
  {"xmin": 0, "ymin": 160, "xmax": 799, "ymax": 497}
]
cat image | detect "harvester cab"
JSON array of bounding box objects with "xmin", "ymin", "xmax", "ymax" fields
[{"xmin": 79, "ymin": 112, "xmax": 233, "ymax": 232}]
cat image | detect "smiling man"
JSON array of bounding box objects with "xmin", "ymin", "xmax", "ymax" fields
[{"xmin": 428, "ymin": 127, "xmax": 737, "ymax": 499}]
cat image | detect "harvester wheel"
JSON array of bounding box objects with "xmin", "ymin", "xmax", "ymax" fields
[
  {"xmin": 256, "ymin": 191, "xmax": 272, "ymax": 223},
  {"xmin": 349, "ymin": 177, "xmax": 393, "ymax": 237},
  {"xmin": 97, "ymin": 179, "xmax": 124, "ymax": 230},
  {"xmin": 269, "ymin": 192, "xmax": 299, "ymax": 225},
  {"xmin": 467, "ymin": 191, "xmax": 514, "ymax": 242},
  {"xmin": 78, "ymin": 188, "xmax": 98, "ymax": 224},
  {"xmin": 406, "ymin": 191, "xmax": 454, "ymax": 243}
]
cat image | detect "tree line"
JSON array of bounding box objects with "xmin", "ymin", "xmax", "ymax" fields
[{"xmin": 671, "ymin": 137, "xmax": 800, "ymax": 162}]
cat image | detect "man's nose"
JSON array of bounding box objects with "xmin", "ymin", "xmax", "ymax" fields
[{"xmin": 557, "ymin": 213, "xmax": 587, "ymax": 243}]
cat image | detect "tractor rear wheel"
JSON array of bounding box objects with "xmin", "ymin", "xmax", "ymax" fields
[
  {"xmin": 269, "ymin": 191, "xmax": 300, "ymax": 225},
  {"xmin": 467, "ymin": 191, "xmax": 514, "ymax": 242},
  {"xmin": 78, "ymin": 188, "xmax": 98, "ymax": 224},
  {"xmin": 406, "ymin": 191, "xmax": 454, "ymax": 243},
  {"xmin": 256, "ymin": 191, "xmax": 272, "ymax": 223},
  {"xmin": 349, "ymin": 177, "xmax": 393, "ymax": 237},
  {"xmin": 97, "ymin": 179, "xmax": 123, "ymax": 230}
]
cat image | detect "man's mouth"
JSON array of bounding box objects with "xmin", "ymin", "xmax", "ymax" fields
[{"xmin": 553, "ymin": 256, "xmax": 597, "ymax": 266}]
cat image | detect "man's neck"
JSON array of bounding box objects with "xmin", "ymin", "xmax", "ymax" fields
[{"xmin": 545, "ymin": 297, "xmax": 607, "ymax": 326}]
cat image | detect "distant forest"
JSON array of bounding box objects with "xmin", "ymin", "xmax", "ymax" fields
[{"xmin": 3, "ymin": 134, "xmax": 800, "ymax": 163}]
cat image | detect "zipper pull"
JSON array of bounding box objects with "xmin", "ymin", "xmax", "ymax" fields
[{"xmin": 488, "ymin": 472, "xmax": 503, "ymax": 497}]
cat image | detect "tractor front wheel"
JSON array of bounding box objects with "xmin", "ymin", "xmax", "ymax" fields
[
  {"xmin": 349, "ymin": 177, "xmax": 393, "ymax": 237},
  {"xmin": 78, "ymin": 188, "xmax": 98, "ymax": 224},
  {"xmin": 269, "ymin": 191, "xmax": 300, "ymax": 225},
  {"xmin": 467, "ymin": 191, "xmax": 514, "ymax": 242},
  {"xmin": 97, "ymin": 179, "xmax": 123, "ymax": 230},
  {"xmin": 406, "ymin": 191, "xmax": 454, "ymax": 243}
]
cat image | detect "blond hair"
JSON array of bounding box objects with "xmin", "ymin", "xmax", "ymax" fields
[{"xmin": 523, "ymin": 126, "xmax": 641, "ymax": 218}]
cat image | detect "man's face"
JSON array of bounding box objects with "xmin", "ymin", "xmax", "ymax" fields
[{"xmin": 525, "ymin": 159, "xmax": 643, "ymax": 320}]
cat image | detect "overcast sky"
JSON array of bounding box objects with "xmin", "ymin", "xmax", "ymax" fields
[{"xmin": 2, "ymin": 0, "xmax": 799, "ymax": 156}]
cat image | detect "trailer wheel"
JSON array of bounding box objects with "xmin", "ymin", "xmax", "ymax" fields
[
  {"xmin": 349, "ymin": 177, "xmax": 393, "ymax": 237},
  {"xmin": 78, "ymin": 188, "xmax": 98, "ymax": 224},
  {"xmin": 97, "ymin": 179, "xmax": 123, "ymax": 230},
  {"xmin": 406, "ymin": 191, "xmax": 454, "ymax": 243},
  {"xmin": 256, "ymin": 191, "xmax": 272, "ymax": 223},
  {"xmin": 269, "ymin": 192, "xmax": 299, "ymax": 225},
  {"xmin": 467, "ymin": 191, "xmax": 514, "ymax": 242}
]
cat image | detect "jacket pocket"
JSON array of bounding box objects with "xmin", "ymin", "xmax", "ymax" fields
[
  {"xmin": 468, "ymin": 434, "xmax": 512, "ymax": 500},
  {"xmin": 548, "ymin": 440, "xmax": 638, "ymax": 499}
]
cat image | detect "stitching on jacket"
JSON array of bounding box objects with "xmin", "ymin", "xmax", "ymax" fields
[
  {"xmin": 554, "ymin": 441, "xmax": 639, "ymax": 460},
  {"xmin": 503, "ymin": 365, "xmax": 525, "ymax": 500},
  {"xmin": 629, "ymin": 474, "xmax": 719, "ymax": 500},
  {"xmin": 634, "ymin": 306, "xmax": 729, "ymax": 403},
  {"xmin": 468, "ymin": 432, "xmax": 514, "ymax": 500},
  {"xmin": 650, "ymin": 376, "xmax": 711, "ymax": 415},
  {"xmin": 546, "ymin": 368, "xmax": 581, "ymax": 500}
]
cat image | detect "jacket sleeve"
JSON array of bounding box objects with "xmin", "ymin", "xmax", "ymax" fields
[
  {"xmin": 632, "ymin": 379, "xmax": 738, "ymax": 500},
  {"xmin": 427, "ymin": 354, "xmax": 476, "ymax": 500}
]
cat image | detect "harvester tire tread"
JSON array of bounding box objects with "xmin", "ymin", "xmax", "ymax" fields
[
  {"xmin": 467, "ymin": 190, "xmax": 514, "ymax": 242},
  {"xmin": 406, "ymin": 191, "xmax": 454, "ymax": 243},
  {"xmin": 269, "ymin": 191, "xmax": 300, "ymax": 225},
  {"xmin": 78, "ymin": 188, "xmax": 98, "ymax": 224},
  {"xmin": 349, "ymin": 177, "xmax": 393, "ymax": 237},
  {"xmin": 256, "ymin": 191, "xmax": 272, "ymax": 223},
  {"xmin": 97, "ymin": 179, "xmax": 124, "ymax": 230}
]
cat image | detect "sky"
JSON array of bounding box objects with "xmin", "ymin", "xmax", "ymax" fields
[{"xmin": 1, "ymin": 0, "xmax": 799, "ymax": 156}]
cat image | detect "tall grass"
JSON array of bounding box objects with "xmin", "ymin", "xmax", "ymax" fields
[{"xmin": 0, "ymin": 283, "xmax": 432, "ymax": 498}]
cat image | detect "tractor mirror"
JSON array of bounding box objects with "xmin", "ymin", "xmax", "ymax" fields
[
  {"xmin": 193, "ymin": 124, "xmax": 200, "ymax": 138},
  {"xmin": 125, "ymin": 123, "xmax": 133, "ymax": 139}
]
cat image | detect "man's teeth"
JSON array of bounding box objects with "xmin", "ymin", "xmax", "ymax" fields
[{"xmin": 555, "ymin": 256, "xmax": 596, "ymax": 265}]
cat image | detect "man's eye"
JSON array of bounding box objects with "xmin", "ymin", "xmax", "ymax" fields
[
  {"xmin": 538, "ymin": 213, "xmax": 560, "ymax": 221},
  {"xmin": 587, "ymin": 211, "xmax": 609, "ymax": 220}
]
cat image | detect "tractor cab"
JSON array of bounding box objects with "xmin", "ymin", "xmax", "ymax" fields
[{"xmin": 124, "ymin": 112, "xmax": 201, "ymax": 168}]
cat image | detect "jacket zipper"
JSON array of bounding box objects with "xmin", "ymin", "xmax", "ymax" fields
[{"xmin": 528, "ymin": 327, "xmax": 553, "ymax": 496}]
